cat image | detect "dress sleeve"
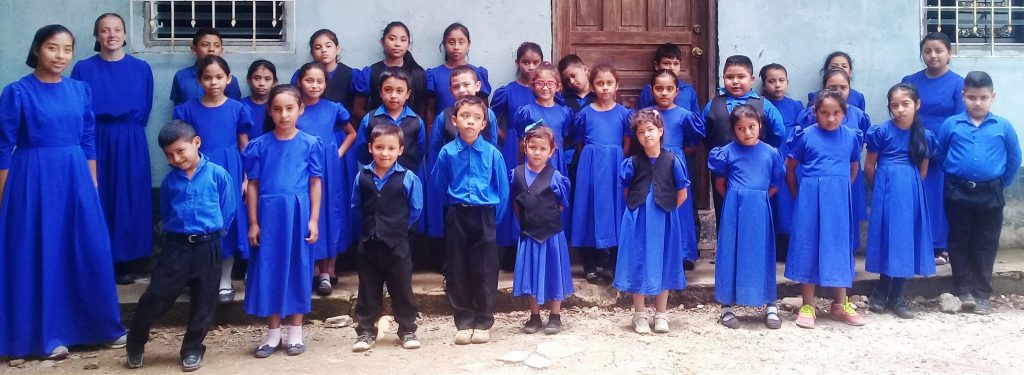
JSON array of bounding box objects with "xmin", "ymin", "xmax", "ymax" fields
[
  {"xmin": 216, "ymin": 168, "xmax": 237, "ymax": 232},
  {"xmin": 707, "ymin": 146, "xmax": 729, "ymax": 177},
  {"xmin": 169, "ymin": 70, "xmax": 182, "ymax": 103},
  {"xmin": 352, "ymin": 66, "xmax": 372, "ymax": 95},
  {"xmin": 0, "ymin": 83, "xmax": 23, "ymax": 170},
  {"xmin": 355, "ymin": 114, "xmax": 372, "ymax": 165},
  {"xmin": 243, "ymin": 139, "xmax": 263, "ymax": 179},
  {"xmin": 227, "ymin": 75, "xmax": 242, "ymax": 100},
  {"xmin": 335, "ymin": 102, "xmax": 352, "ymax": 127},
  {"xmin": 492, "ymin": 149, "xmax": 510, "ymax": 223},
  {"xmin": 80, "ymin": 84, "xmax": 98, "ymax": 160},
  {"xmin": 476, "ymin": 66, "xmax": 493, "ymax": 97},
  {"xmin": 856, "ymin": 110, "xmax": 872, "ymax": 134},
  {"xmin": 770, "ymin": 146, "xmax": 785, "ymax": 188},
  {"xmin": 925, "ymin": 129, "xmax": 939, "ymax": 160},
  {"xmin": 619, "ymin": 158, "xmax": 635, "ymax": 189},
  {"xmin": 636, "ymin": 85, "xmax": 653, "ymax": 110},
  {"xmin": 851, "ymin": 129, "xmax": 865, "ymax": 162},
  {"xmin": 683, "ymin": 110, "xmax": 706, "ymax": 147},
  {"xmin": 786, "ymin": 127, "xmax": 807, "ymax": 161},
  {"xmin": 865, "ymin": 124, "xmax": 884, "ymax": 153},
  {"xmin": 673, "ymin": 155, "xmax": 690, "ymax": 190},
  {"xmin": 490, "ymin": 85, "xmax": 509, "ymax": 118},
  {"xmin": 237, "ymin": 104, "xmax": 254, "ymax": 135},
  {"xmin": 172, "ymin": 102, "xmax": 187, "ymax": 121},
  {"xmin": 141, "ymin": 62, "xmax": 155, "ymax": 127},
  {"xmin": 796, "ymin": 107, "xmax": 815, "ymax": 128},
  {"xmin": 952, "ymin": 78, "xmax": 966, "ymax": 113},
  {"xmin": 551, "ymin": 170, "xmax": 571, "ymax": 207},
  {"xmin": 511, "ymin": 106, "xmax": 531, "ymax": 134},
  {"xmin": 763, "ymin": 101, "xmax": 787, "ymax": 147},
  {"xmin": 486, "ymin": 109, "xmax": 499, "ymax": 146},
  {"xmin": 308, "ymin": 137, "xmax": 325, "ymax": 178},
  {"xmin": 425, "ymin": 67, "xmax": 438, "ymax": 96}
]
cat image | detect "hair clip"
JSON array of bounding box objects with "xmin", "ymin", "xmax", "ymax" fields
[{"xmin": 523, "ymin": 120, "xmax": 544, "ymax": 133}]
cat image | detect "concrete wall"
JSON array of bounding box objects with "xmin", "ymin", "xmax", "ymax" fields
[{"xmin": 0, "ymin": 0, "xmax": 552, "ymax": 184}]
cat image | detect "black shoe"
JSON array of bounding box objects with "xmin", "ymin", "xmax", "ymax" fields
[
  {"xmin": 544, "ymin": 314, "xmax": 562, "ymax": 335},
  {"xmin": 315, "ymin": 278, "xmax": 333, "ymax": 296},
  {"xmin": 352, "ymin": 335, "xmax": 376, "ymax": 352},
  {"xmin": 596, "ymin": 268, "xmax": 615, "ymax": 281},
  {"xmin": 400, "ymin": 332, "xmax": 421, "ymax": 349},
  {"xmin": 115, "ymin": 273, "xmax": 135, "ymax": 285},
  {"xmin": 974, "ymin": 299, "xmax": 992, "ymax": 315},
  {"xmin": 126, "ymin": 351, "xmax": 144, "ymax": 369},
  {"xmin": 890, "ymin": 300, "xmax": 915, "ymax": 319},
  {"xmin": 181, "ymin": 353, "xmax": 202, "ymax": 372},
  {"xmin": 218, "ymin": 288, "xmax": 235, "ymax": 304},
  {"xmin": 960, "ymin": 294, "xmax": 977, "ymax": 311},
  {"xmin": 585, "ymin": 272, "xmax": 600, "ymax": 284},
  {"xmin": 868, "ymin": 294, "xmax": 887, "ymax": 314},
  {"xmin": 522, "ymin": 314, "xmax": 543, "ymax": 334},
  {"xmin": 683, "ymin": 261, "xmax": 696, "ymax": 271}
]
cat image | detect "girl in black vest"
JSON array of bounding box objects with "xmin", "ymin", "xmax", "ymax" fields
[
  {"xmin": 512, "ymin": 125, "xmax": 574, "ymax": 335},
  {"xmin": 352, "ymin": 22, "xmax": 427, "ymax": 125},
  {"xmin": 290, "ymin": 29, "xmax": 358, "ymax": 111},
  {"xmin": 613, "ymin": 109, "xmax": 690, "ymax": 334}
]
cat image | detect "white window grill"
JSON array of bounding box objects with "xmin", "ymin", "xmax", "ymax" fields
[
  {"xmin": 130, "ymin": 0, "xmax": 295, "ymax": 52},
  {"xmin": 921, "ymin": 0, "xmax": 1024, "ymax": 56}
]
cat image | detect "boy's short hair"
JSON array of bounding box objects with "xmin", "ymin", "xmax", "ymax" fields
[
  {"xmin": 158, "ymin": 120, "xmax": 198, "ymax": 148},
  {"xmin": 964, "ymin": 71, "xmax": 994, "ymax": 90},
  {"xmin": 369, "ymin": 123, "xmax": 405, "ymax": 146},
  {"xmin": 449, "ymin": 65, "xmax": 479, "ymax": 82},
  {"xmin": 453, "ymin": 95, "xmax": 486, "ymax": 115},
  {"xmin": 192, "ymin": 27, "xmax": 222, "ymax": 46},
  {"xmin": 654, "ymin": 43, "xmax": 683, "ymax": 62},
  {"xmin": 557, "ymin": 54, "xmax": 585, "ymax": 73},
  {"xmin": 723, "ymin": 55, "xmax": 754, "ymax": 75}
]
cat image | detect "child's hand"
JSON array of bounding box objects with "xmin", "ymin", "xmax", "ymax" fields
[
  {"xmin": 306, "ymin": 220, "xmax": 319, "ymax": 244},
  {"xmin": 337, "ymin": 147, "xmax": 346, "ymax": 159},
  {"xmin": 248, "ymin": 223, "xmax": 260, "ymax": 247}
]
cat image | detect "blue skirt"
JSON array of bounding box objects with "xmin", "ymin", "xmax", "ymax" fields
[
  {"xmin": 570, "ymin": 145, "xmax": 624, "ymax": 248},
  {"xmin": 205, "ymin": 146, "xmax": 249, "ymax": 259},
  {"xmin": 613, "ymin": 192, "xmax": 687, "ymax": 295},
  {"xmin": 922, "ymin": 162, "xmax": 948, "ymax": 249},
  {"xmin": 666, "ymin": 146, "xmax": 697, "ymax": 260},
  {"xmin": 772, "ymin": 141, "xmax": 795, "ymax": 234},
  {"xmin": 784, "ymin": 175, "xmax": 856, "ymax": 288},
  {"xmin": 496, "ymin": 129, "xmax": 522, "ymax": 247},
  {"xmin": 341, "ymin": 146, "xmax": 361, "ymax": 245},
  {"xmin": 513, "ymin": 232, "xmax": 574, "ymax": 304},
  {"xmin": 0, "ymin": 146, "xmax": 125, "ymax": 357},
  {"xmin": 715, "ymin": 188, "xmax": 777, "ymax": 306},
  {"xmin": 312, "ymin": 140, "xmax": 349, "ymax": 260},
  {"xmin": 244, "ymin": 193, "xmax": 313, "ymax": 317},
  {"xmin": 866, "ymin": 163, "xmax": 936, "ymax": 278},
  {"xmin": 96, "ymin": 122, "xmax": 153, "ymax": 262}
]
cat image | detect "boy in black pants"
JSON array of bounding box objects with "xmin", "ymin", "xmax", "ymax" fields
[
  {"xmin": 126, "ymin": 121, "xmax": 236, "ymax": 372},
  {"xmin": 351, "ymin": 125, "xmax": 424, "ymax": 352}
]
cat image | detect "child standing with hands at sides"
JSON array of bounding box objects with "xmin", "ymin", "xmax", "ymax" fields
[
  {"xmin": 170, "ymin": 28, "xmax": 241, "ymax": 106},
  {"xmin": 759, "ymin": 63, "xmax": 803, "ymax": 261},
  {"xmin": 709, "ymin": 104, "xmax": 785, "ymax": 330},
  {"xmin": 126, "ymin": 121, "xmax": 235, "ymax": 371},
  {"xmin": 615, "ymin": 109, "xmax": 689, "ymax": 334},
  {"xmin": 637, "ymin": 43, "xmax": 701, "ymax": 113},
  {"xmin": 864, "ymin": 84, "xmax": 936, "ymax": 319},
  {"xmin": 242, "ymin": 59, "xmax": 277, "ymax": 140},
  {"xmin": 785, "ymin": 89, "xmax": 865, "ymax": 329},
  {"xmin": 350, "ymin": 125, "xmax": 424, "ymax": 352},
  {"xmin": 432, "ymin": 95, "xmax": 509, "ymax": 345},
  {"xmin": 352, "ymin": 22, "xmax": 427, "ymax": 123},
  {"xmin": 245, "ymin": 84, "xmax": 324, "ymax": 357},
  {"xmin": 512, "ymin": 62, "xmax": 573, "ymax": 176},
  {"xmin": 426, "ymin": 23, "xmax": 492, "ymax": 122},
  {"xmin": 902, "ymin": 32, "xmax": 965, "ymax": 266},
  {"xmin": 291, "ymin": 29, "xmax": 359, "ymax": 110},
  {"xmin": 806, "ymin": 52, "xmax": 866, "ymax": 111},
  {"xmin": 173, "ymin": 55, "xmax": 253, "ymax": 304},
  {"xmin": 938, "ymin": 71, "xmax": 1021, "ymax": 315},
  {"xmin": 512, "ymin": 125, "xmax": 575, "ymax": 335}
]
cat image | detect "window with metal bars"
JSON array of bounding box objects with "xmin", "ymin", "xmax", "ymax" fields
[
  {"xmin": 921, "ymin": 0, "xmax": 1024, "ymax": 56},
  {"xmin": 132, "ymin": 0, "xmax": 292, "ymax": 49}
]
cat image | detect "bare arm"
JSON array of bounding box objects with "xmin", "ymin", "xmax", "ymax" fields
[
  {"xmin": 622, "ymin": 136, "xmax": 632, "ymax": 157},
  {"xmin": 246, "ymin": 179, "xmax": 260, "ymax": 247},
  {"xmin": 351, "ymin": 96, "xmax": 368, "ymax": 130},
  {"xmin": 919, "ymin": 158, "xmax": 929, "ymax": 180},
  {"xmin": 850, "ymin": 161, "xmax": 860, "ymax": 184},
  {"xmin": 785, "ymin": 157, "xmax": 799, "ymax": 198},
  {"xmin": 713, "ymin": 176, "xmax": 727, "ymax": 197},
  {"xmin": 88, "ymin": 160, "xmax": 98, "ymax": 187},
  {"xmin": 306, "ymin": 177, "xmax": 322, "ymax": 244},
  {"xmin": 864, "ymin": 152, "xmax": 878, "ymax": 187},
  {"xmin": 0, "ymin": 169, "xmax": 7, "ymax": 202},
  {"xmin": 676, "ymin": 188, "xmax": 688, "ymax": 209},
  {"xmin": 338, "ymin": 123, "xmax": 357, "ymax": 158}
]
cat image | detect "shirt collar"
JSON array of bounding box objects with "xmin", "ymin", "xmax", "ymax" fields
[
  {"xmin": 363, "ymin": 160, "xmax": 407, "ymax": 179},
  {"xmin": 172, "ymin": 154, "xmax": 208, "ymax": 177},
  {"xmin": 717, "ymin": 88, "xmax": 759, "ymax": 100},
  {"xmin": 955, "ymin": 112, "xmax": 997, "ymax": 127},
  {"xmin": 372, "ymin": 105, "xmax": 417, "ymax": 122},
  {"xmin": 454, "ymin": 134, "xmax": 486, "ymax": 151}
]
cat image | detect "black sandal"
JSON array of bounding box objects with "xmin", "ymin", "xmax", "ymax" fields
[
  {"xmin": 720, "ymin": 312, "xmax": 740, "ymax": 329},
  {"xmin": 765, "ymin": 311, "xmax": 782, "ymax": 329}
]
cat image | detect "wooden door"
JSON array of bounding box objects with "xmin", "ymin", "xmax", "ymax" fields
[{"xmin": 552, "ymin": 0, "xmax": 715, "ymax": 209}]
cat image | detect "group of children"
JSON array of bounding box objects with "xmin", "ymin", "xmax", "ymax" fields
[{"xmin": 1, "ymin": 15, "xmax": 1020, "ymax": 372}]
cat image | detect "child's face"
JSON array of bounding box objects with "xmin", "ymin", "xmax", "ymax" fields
[
  {"xmin": 652, "ymin": 75, "xmax": 678, "ymax": 109},
  {"xmin": 723, "ymin": 65, "xmax": 753, "ymax": 97},
  {"xmin": 34, "ymin": 33, "xmax": 74, "ymax": 76},
  {"xmin": 635, "ymin": 121, "xmax": 664, "ymax": 150},
  {"xmin": 516, "ymin": 51, "xmax": 542, "ymax": 79},
  {"xmin": 163, "ymin": 136, "xmax": 202, "ymax": 173},
  {"xmin": 921, "ymin": 40, "xmax": 951, "ymax": 71},
  {"xmin": 825, "ymin": 75, "xmax": 851, "ymax": 100},
  {"xmin": 453, "ymin": 104, "xmax": 486, "ymax": 143},
  {"xmin": 200, "ymin": 64, "xmax": 230, "ymax": 98},
  {"xmin": 656, "ymin": 57, "xmax": 682, "ymax": 75},
  {"xmin": 888, "ymin": 90, "xmax": 920, "ymax": 126},
  {"xmin": 269, "ymin": 93, "xmax": 304, "ymax": 130},
  {"xmin": 191, "ymin": 35, "xmax": 224, "ymax": 59},
  {"xmin": 369, "ymin": 134, "xmax": 404, "ymax": 171},
  {"xmin": 560, "ymin": 63, "xmax": 590, "ymax": 93},
  {"xmin": 963, "ymin": 86, "xmax": 995, "ymax": 120},
  {"xmin": 449, "ymin": 72, "xmax": 482, "ymax": 99},
  {"xmin": 381, "ymin": 77, "xmax": 411, "ymax": 112},
  {"xmin": 815, "ymin": 98, "xmax": 845, "ymax": 131},
  {"xmin": 733, "ymin": 117, "xmax": 761, "ymax": 146},
  {"xmin": 381, "ymin": 28, "xmax": 410, "ymax": 61},
  {"xmin": 592, "ymin": 71, "xmax": 618, "ymax": 102},
  {"xmin": 300, "ymin": 68, "xmax": 327, "ymax": 100},
  {"xmin": 444, "ymin": 29, "xmax": 470, "ymax": 62},
  {"xmin": 95, "ymin": 15, "xmax": 125, "ymax": 53},
  {"xmin": 828, "ymin": 56, "xmax": 852, "ymax": 76},
  {"xmin": 248, "ymin": 66, "xmax": 275, "ymax": 99},
  {"xmin": 524, "ymin": 137, "xmax": 554, "ymax": 168},
  {"xmin": 761, "ymin": 68, "xmax": 788, "ymax": 100},
  {"xmin": 532, "ymin": 70, "xmax": 561, "ymax": 102},
  {"xmin": 311, "ymin": 34, "xmax": 340, "ymax": 66}
]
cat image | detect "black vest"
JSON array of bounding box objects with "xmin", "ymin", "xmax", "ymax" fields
[
  {"xmin": 562, "ymin": 91, "xmax": 596, "ymax": 113},
  {"xmin": 323, "ymin": 62, "xmax": 354, "ymax": 109},
  {"xmin": 706, "ymin": 95, "xmax": 766, "ymax": 148},
  {"xmin": 626, "ymin": 150, "xmax": 679, "ymax": 212},
  {"xmin": 513, "ymin": 165, "xmax": 563, "ymax": 242},
  {"xmin": 367, "ymin": 114, "xmax": 422, "ymax": 172},
  {"xmin": 367, "ymin": 61, "xmax": 426, "ymax": 112},
  {"xmin": 358, "ymin": 168, "xmax": 410, "ymax": 248}
]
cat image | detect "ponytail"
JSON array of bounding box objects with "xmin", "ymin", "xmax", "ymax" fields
[{"xmin": 887, "ymin": 83, "xmax": 929, "ymax": 166}]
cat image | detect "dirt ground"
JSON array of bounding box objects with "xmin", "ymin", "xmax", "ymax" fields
[{"xmin": 4, "ymin": 296, "xmax": 1023, "ymax": 375}]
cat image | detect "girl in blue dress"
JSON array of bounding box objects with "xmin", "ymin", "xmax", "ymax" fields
[
  {"xmin": 290, "ymin": 29, "xmax": 360, "ymax": 111},
  {"xmin": 864, "ymin": 84, "xmax": 936, "ymax": 319},
  {"xmin": 296, "ymin": 62, "xmax": 357, "ymax": 296},
  {"xmin": 492, "ymin": 42, "xmax": 542, "ymax": 251},
  {"xmin": 614, "ymin": 109, "xmax": 689, "ymax": 334},
  {"xmin": 512, "ymin": 125, "xmax": 574, "ymax": 335},
  {"xmin": 805, "ymin": 52, "xmax": 866, "ymax": 111},
  {"xmin": 710, "ymin": 104, "xmax": 785, "ymax": 330},
  {"xmin": 426, "ymin": 23, "xmax": 492, "ymax": 122},
  {"xmin": 785, "ymin": 90, "xmax": 866, "ymax": 329},
  {"xmin": 245, "ymin": 85, "xmax": 324, "ymax": 357},
  {"xmin": 352, "ymin": 22, "xmax": 427, "ymax": 126},
  {"xmin": 242, "ymin": 59, "xmax": 277, "ymax": 140},
  {"xmin": 759, "ymin": 63, "xmax": 804, "ymax": 261},
  {"xmin": 0, "ymin": 24, "xmax": 125, "ymax": 359},
  {"xmin": 512, "ymin": 63, "xmax": 573, "ymax": 178},
  {"xmin": 901, "ymin": 32, "xmax": 965, "ymax": 265},
  {"xmin": 172, "ymin": 55, "xmax": 253, "ymax": 303},
  {"xmin": 571, "ymin": 65, "xmax": 632, "ymax": 283},
  {"xmin": 70, "ymin": 13, "xmax": 154, "ymax": 285}
]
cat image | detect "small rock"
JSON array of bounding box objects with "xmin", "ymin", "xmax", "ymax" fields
[
  {"xmin": 39, "ymin": 360, "xmax": 55, "ymax": 368},
  {"xmin": 523, "ymin": 353, "xmax": 553, "ymax": 369},
  {"xmin": 8, "ymin": 359, "xmax": 26, "ymax": 367},
  {"xmin": 913, "ymin": 296, "xmax": 927, "ymax": 304},
  {"xmin": 676, "ymin": 304, "xmax": 686, "ymax": 310},
  {"xmin": 83, "ymin": 360, "xmax": 100, "ymax": 370},
  {"xmin": 780, "ymin": 297, "xmax": 804, "ymax": 310},
  {"xmin": 854, "ymin": 301, "xmax": 868, "ymax": 310},
  {"xmin": 696, "ymin": 304, "xmax": 705, "ymax": 309},
  {"xmin": 310, "ymin": 319, "xmax": 323, "ymax": 326},
  {"xmin": 325, "ymin": 315, "xmax": 353, "ymax": 328},
  {"xmin": 497, "ymin": 350, "xmax": 531, "ymax": 363},
  {"xmin": 938, "ymin": 293, "xmax": 962, "ymax": 314}
]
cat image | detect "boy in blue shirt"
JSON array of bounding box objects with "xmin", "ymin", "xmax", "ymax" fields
[
  {"xmin": 431, "ymin": 95, "xmax": 509, "ymax": 345},
  {"xmin": 169, "ymin": 28, "xmax": 242, "ymax": 106},
  {"xmin": 636, "ymin": 43, "xmax": 701, "ymax": 113},
  {"xmin": 126, "ymin": 120, "xmax": 236, "ymax": 372},
  {"xmin": 937, "ymin": 71, "xmax": 1022, "ymax": 315}
]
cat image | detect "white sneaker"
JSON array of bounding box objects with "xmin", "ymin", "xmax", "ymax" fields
[
  {"xmin": 633, "ymin": 312, "xmax": 651, "ymax": 334},
  {"xmin": 653, "ymin": 312, "xmax": 670, "ymax": 333},
  {"xmin": 454, "ymin": 330, "xmax": 473, "ymax": 345},
  {"xmin": 470, "ymin": 329, "xmax": 490, "ymax": 344},
  {"xmin": 108, "ymin": 334, "xmax": 128, "ymax": 349}
]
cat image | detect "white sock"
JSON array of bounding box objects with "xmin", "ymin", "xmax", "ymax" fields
[
  {"xmin": 766, "ymin": 305, "xmax": 780, "ymax": 320},
  {"xmin": 287, "ymin": 325, "xmax": 303, "ymax": 345},
  {"xmin": 262, "ymin": 328, "xmax": 281, "ymax": 347},
  {"xmin": 219, "ymin": 257, "xmax": 234, "ymax": 290},
  {"xmin": 721, "ymin": 305, "xmax": 734, "ymax": 315},
  {"xmin": 319, "ymin": 273, "xmax": 330, "ymax": 281}
]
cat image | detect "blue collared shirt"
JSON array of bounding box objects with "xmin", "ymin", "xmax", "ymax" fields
[
  {"xmin": 350, "ymin": 162, "xmax": 423, "ymax": 228},
  {"xmin": 701, "ymin": 89, "xmax": 787, "ymax": 147},
  {"xmin": 937, "ymin": 112, "xmax": 1022, "ymax": 186},
  {"xmin": 160, "ymin": 155, "xmax": 236, "ymax": 235},
  {"xmin": 355, "ymin": 105, "xmax": 426, "ymax": 166},
  {"xmin": 431, "ymin": 135, "xmax": 509, "ymax": 222}
]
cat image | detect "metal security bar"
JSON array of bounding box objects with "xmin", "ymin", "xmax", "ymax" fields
[
  {"xmin": 130, "ymin": 0, "xmax": 294, "ymax": 51},
  {"xmin": 922, "ymin": 0, "xmax": 1024, "ymax": 56}
]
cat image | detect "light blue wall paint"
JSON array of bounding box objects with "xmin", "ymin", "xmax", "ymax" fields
[{"xmin": 0, "ymin": 0, "xmax": 551, "ymax": 185}]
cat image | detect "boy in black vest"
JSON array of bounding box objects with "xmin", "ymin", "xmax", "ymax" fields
[{"xmin": 350, "ymin": 125, "xmax": 424, "ymax": 352}]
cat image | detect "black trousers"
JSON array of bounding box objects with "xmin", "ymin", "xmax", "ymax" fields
[
  {"xmin": 581, "ymin": 247, "xmax": 612, "ymax": 274},
  {"xmin": 354, "ymin": 237, "xmax": 418, "ymax": 336},
  {"xmin": 445, "ymin": 205, "xmax": 498, "ymax": 330},
  {"xmin": 944, "ymin": 175, "xmax": 1004, "ymax": 300},
  {"xmin": 127, "ymin": 234, "xmax": 221, "ymax": 359}
]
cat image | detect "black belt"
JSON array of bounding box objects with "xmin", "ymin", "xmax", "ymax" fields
[
  {"xmin": 166, "ymin": 232, "xmax": 220, "ymax": 244},
  {"xmin": 946, "ymin": 174, "xmax": 1000, "ymax": 190}
]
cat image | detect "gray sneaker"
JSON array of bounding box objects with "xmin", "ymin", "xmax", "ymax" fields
[
  {"xmin": 974, "ymin": 299, "xmax": 992, "ymax": 315},
  {"xmin": 960, "ymin": 294, "xmax": 977, "ymax": 311}
]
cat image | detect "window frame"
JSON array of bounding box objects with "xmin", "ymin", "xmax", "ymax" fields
[
  {"xmin": 920, "ymin": 0, "xmax": 1024, "ymax": 57},
  {"xmin": 128, "ymin": 0, "xmax": 296, "ymax": 54}
]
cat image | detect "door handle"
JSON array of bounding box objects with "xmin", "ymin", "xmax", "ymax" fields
[{"xmin": 692, "ymin": 47, "xmax": 704, "ymax": 57}]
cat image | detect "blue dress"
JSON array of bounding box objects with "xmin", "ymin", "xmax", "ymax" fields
[
  {"xmin": 902, "ymin": 69, "xmax": 964, "ymax": 249},
  {"xmin": 784, "ymin": 125, "xmax": 863, "ymax": 288},
  {"xmin": 243, "ymin": 131, "xmax": 324, "ymax": 317},
  {"xmin": 173, "ymin": 98, "xmax": 253, "ymax": 259},
  {"xmin": 797, "ymin": 104, "xmax": 871, "ymax": 227},
  {"xmin": 0, "ymin": 74, "xmax": 124, "ymax": 357},
  {"xmin": 511, "ymin": 167, "xmax": 574, "ymax": 304},
  {"xmin": 570, "ymin": 104, "xmax": 631, "ymax": 248},
  {"xmin": 807, "ymin": 89, "xmax": 866, "ymax": 111},
  {"xmin": 425, "ymin": 63, "xmax": 492, "ymax": 115},
  {"xmin": 865, "ymin": 121, "xmax": 936, "ymax": 278},
  {"xmin": 767, "ymin": 96, "xmax": 804, "ymax": 234},
  {"xmin": 297, "ymin": 100, "xmax": 353, "ymax": 259},
  {"xmin": 491, "ymin": 81, "xmax": 536, "ymax": 246},
  {"xmin": 241, "ymin": 96, "xmax": 267, "ymax": 140},
  {"xmin": 70, "ymin": 54, "xmax": 154, "ymax": 262},
  {"xmin": 654, "ymin": 105, "xmax": 704, "ymax": 260},
  {"xmin": 169, "ymin": 65, "xmax": 242, "ymax": 105},
  {"xmin": 613, "ymin": 154, "xmax": 689, "ymax": 295},
  {"xmin": 511, "ymin": 102, "xmax": 574, "ymax": 176},
  {"xmin": 709, "ymin": 142, "xmax": 784, "ymax": 306}
]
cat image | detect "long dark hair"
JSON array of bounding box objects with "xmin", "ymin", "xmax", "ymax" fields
[
  {"xmin": 263, "ymin": 84, "xmax": 303, "ymax": 133},
  {"xmin": 381, "ymin": 22, "xmax": 422, "ymax": 71},
  {"xmin": 26, "ymin": 24, "xmax": 74, "ymax": 68},
  {"xmin": 887, "ymin": 83, "xmax": 929, "ymax": 167},
  {"xmin": 439, "ymin": 22, "xmax": 470, "ymax": 62},
  {"xmin": 820, "ymin": 51, "xmax": 853, "ymax": 74},
  {"xmin": 758, "ymin": 63, "xmax": 787, "ymax": 96}
]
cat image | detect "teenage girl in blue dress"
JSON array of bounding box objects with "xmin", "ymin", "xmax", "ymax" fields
[{"xmin": 242, "ymin": 59, "xmax": 277, "ymax": 140}]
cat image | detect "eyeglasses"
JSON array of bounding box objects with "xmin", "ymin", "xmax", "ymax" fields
[{"xmin": 533, "ymin": 81, "xmax": 557, "ymax": 89}]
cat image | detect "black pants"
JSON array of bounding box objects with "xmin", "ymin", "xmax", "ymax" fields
[
  {"xmin": 944, "ymin": 175, "xmax": 1004, "ymax": 300},
  {"xmin": 445, "ymin": 205, "xmax": 498, "ymax": 330},
  {"xmin": 354, "ymin": 237, "xmax": 418, "ymax": 336},
  {"xmin": 127, "ymin": 234, "xmax": 221, "ymax": 359},
  {"xmin": 581, "ymin": 247, "xmax": 612, "ymax": 275}
]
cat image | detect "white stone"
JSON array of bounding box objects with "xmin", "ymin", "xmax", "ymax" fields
[
  {"xmin": 325, "ymin": 315, "xmax": 353, "ymax": 328},
  {"xmin": 496, "ymin": 350, "xmax": 531, "ymax": 363},
  {"xmin": 524, "ymin": 353, "xmax": 553, "ymax": 369}
]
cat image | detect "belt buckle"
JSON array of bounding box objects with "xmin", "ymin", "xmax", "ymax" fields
[
  {"xmin": 187, "ymin": 234, "xmax": 200, "ymax": 243},
  {"xmin": 966, "ymin": 180, "xmax": 977, "ymax": 189}
]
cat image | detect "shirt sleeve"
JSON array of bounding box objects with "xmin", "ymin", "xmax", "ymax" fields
[
  {"xmin": 1002, "ymin": 121, "xmax": 1022, "ymax": 187},
  {"xmin": 80, "ymin": 84, "xmax": 98, "ymax": 160},
  {"xmin": 417, "ymin": 117, "xmax": 427, "ymax": 164},
  {"xmin": 552, "ymin": 170, "xmax": 571, "ymax": 207},
  {"xmin": 405, "ymin": 171, "xmax": 424, "ymax": 227},
  {"xmin": 673, "ymin": 154, "xmax": 690, "ymax": 190},
  {"xmin": 486, "ymin": 109, "xmax": 499, "ymax": 146},
  {"xmin": 216, "ymin": 169, "xmax": 237, "ymax": 232},
  {"xmin": 0, "ymin": 83, "xmax": 22, "ymax": 170},
  {"xmin": 477, "ymin": 66, "xmax": 493, "ymax": 97},
  {"xmin": 492, "ymin": 149, "xmax": 510, "ymax": 223},
  {"xmin": 762, "ymin": 101, "xmax": 787, "ymax": 148},
  {"xmin": 169, "ymin": 70, "xmax": 182, "ymax": 103},
  {"xmin": 227, "ymin": 75, "xmax": 242, "ymax": 100},
  {"xmin": 159, "ymin": 176, "xmax": 172, "ymax": 227},
  {"xmin": 355, "ymin": 114, "xmax": 372, "ymax": 165},
  {"xmin": 707, "ymin": 146, "xmax": 729, "ymax": 177},
  {"xmin": 350, "ymin": 169, "xmax": 362, "ymax": 211}
]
